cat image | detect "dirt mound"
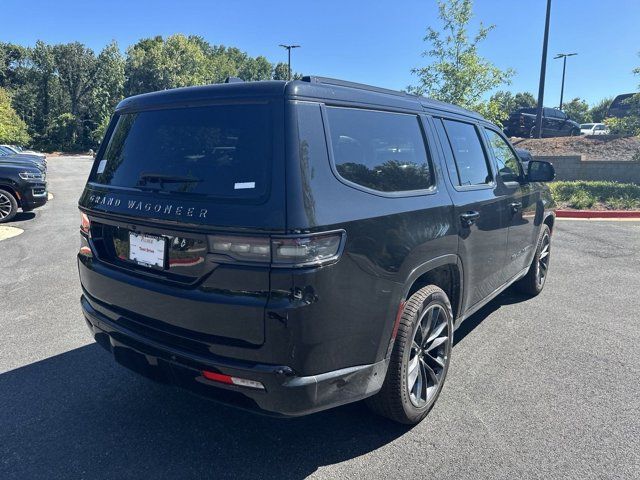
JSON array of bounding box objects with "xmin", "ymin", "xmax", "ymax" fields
[{"xmin": 510, "ymin": 135, "xmax": 640, "ymax": 161}]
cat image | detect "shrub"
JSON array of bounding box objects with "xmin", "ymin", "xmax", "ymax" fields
[
  {"xmin": 550, "ymin": 181, "xmax": 640, "ymax": 210},
  {"xmin": 604, "ymin": 116, "xmax": 640, "ymax": 136}
]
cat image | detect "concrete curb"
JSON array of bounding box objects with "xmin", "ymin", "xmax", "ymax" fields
[{"xmin": 556, "ymin": 209, "xmax": 640, "ymax": 219}]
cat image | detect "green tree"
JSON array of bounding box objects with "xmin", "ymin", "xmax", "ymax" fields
[
  {"xmin": 562, "ymin": 97, "xmax": 591, "ymax": 124},
  {"xmin": 90, "ymin": 41, "xmax": 125, "ymax": 143},
  {"xmin": 0, "ymin": 42, "xmax": 28, "ymax": 89},
  {"xmin": 0, "ymin": 87, "xmax": 30, "ymax": 144},
  {"xmin": 125, "ymin": 35, "xmax": 214, "ymax": 96},
  {"xmin": 481, "ymin": 90, "xmax": 537, "ymax": 127},
  {"xmin": 589, "ymin": 97, "xmax": 613, "ymax": 123},
  {"xmin": 273, "ymin": 62, "xmax": 289, "ymax": 80},
  {"xmin": 409, "ymin": 0, "xmax": 514, "ymax": 109},
  {"xmin": 52, "ymin": 42, "xmax": 102, "ymax": 148},
  {"xmin": 513, "ymin": 92, "xmax": 537, "ymax": 110},
  {"xmin": 272, "ymin": 62, "xmax": 303, "ymax": 80}
]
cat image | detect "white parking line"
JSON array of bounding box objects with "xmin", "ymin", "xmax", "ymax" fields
[{"xmin": 0, "ymin": 226, "xmax": 24, "ymax": 241}]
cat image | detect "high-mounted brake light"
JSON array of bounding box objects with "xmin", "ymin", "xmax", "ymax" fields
[
  {"xmin": 208, "ymin": 230, "xmax": 345, "ymax": 267},
  {"xmin": 202, "ymin": 370, "xmax": 265, "ymax": 390},
  {"xmin": 80, "ymin": 211, "xmax": 91, "ymax": 235}
]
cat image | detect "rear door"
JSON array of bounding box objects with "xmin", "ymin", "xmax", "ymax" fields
[{"xmin": 433, "ymin": 117, "xmax": 510, "ymax": 311}]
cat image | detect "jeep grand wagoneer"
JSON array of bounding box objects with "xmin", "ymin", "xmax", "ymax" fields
[{"xmin": 78, "ymin": 77, "xmax": 555, "ymax": 424}]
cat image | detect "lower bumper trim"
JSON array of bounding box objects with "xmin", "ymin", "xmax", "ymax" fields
[{"xmin": 81, "ymin": 295, "xmax": 387, "ymax": 417}]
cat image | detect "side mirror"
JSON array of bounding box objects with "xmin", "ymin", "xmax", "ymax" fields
[{"xmin": 527, "ymin": 160, "xmax": 555, "ymax": 182}]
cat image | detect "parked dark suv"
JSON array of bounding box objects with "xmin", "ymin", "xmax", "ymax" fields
[
  {"xmin": 0, "ymin": 163, "xmax": 47, "ymax": 223},
  {"xmin": 78, "ymin": 77, "xmax": 556, "ymax": 424},
  {"xmin": 503, "ymin": 107, "xmax": 581, "ymax": 138}
]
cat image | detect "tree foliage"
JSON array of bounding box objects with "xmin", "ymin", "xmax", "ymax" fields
[
  {"xmin": 0, "ymin": 87, "xmax": 30, "ymax": 144},
  {"xmin": 480, "ymin": 90, "xmax": 537, "ymax": 126},
  {"xmin": 588, "ymin": 97, "xmax": 613, "ymax": 123},
  {"xmin": 409, "ymin": 0, "xmax": 514, "ymax": 110},
  {"xmin": 1, "ymin": 35, "xmax": 302, "ymax": 151},
  {"xmin": 562, "ymin": 97, "xmax": 591, "ymax": 124}
]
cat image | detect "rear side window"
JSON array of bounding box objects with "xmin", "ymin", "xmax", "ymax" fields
[
  {"xmin": 326, "ymin": 107, "xmax": 433, "ymax": 193},
  {"xmin": 442, "ymin": 119, "xmax": 491, "ymax": 186},
  {"xmin": 91, "ymin": 103, "xmax": 272, "ymax": 200}
]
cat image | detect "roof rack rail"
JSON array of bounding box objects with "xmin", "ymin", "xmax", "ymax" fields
[{"xmin": 301, "ymin": 76, "xmax": 412, "ymax": 98}]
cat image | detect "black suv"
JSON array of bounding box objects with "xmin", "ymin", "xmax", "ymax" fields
[
  {"xmin": 78, "ymin": 77, "xmax": 556, "ymax": 424},
  {"xmin": 503, "ymin": 107, "xmax": 581, "ymax": 138},
  {"xmin": 0, "ymin": 163, "xmax": 47, "ymax": 223}
]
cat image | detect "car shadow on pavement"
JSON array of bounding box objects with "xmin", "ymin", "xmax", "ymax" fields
[
  {"xmin": 454, "ymin": 289, "xmax": 531, "ymax": 346},
  {"xmin": 7, "ymin": 212, "xmax": 36, "ymax": 223},
  {"xmin": 0, "ymin": 344, "xmax": 409, "ymax": 480}
]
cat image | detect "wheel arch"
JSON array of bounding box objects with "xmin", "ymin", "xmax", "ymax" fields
[
  {"xmin": 543, "ymin": 212, "xmax": 555, "ymax": 233},
  {"xmin": 402, "ymin": 254, "xmax": 463, "ymax": 321}
]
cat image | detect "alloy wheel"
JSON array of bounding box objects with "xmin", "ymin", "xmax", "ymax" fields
[
  {"xmin": 407, "ymin": 304, "xmax": 451, "ymax": 408},
  {"xmin": 537, "ymin": 233, "xmax": 551, "ymax": 287},
  {"xmin": 0, "ymin": 193, "xmax": 12, "ymax": 219}
]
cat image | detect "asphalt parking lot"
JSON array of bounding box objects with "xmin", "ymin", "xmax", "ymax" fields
[{"xmin": 1, "ymin": 156, "xmax": 639, "ymax": 479}]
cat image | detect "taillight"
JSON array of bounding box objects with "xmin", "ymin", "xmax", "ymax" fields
[
  {"xmin": 272, "ymin": 232, "xmax": 343, "ymax": 267},
  {"xmin": 79, "ymin": 211, "xmax": 92, "ymax": 257},
  {"xmin": 207, "ymin": 230, "xmax": 345, "ymax": 267},
  {"xmin": 520, "ymin": 115, "xmax": 525, "ymax": 127},
  {"xmin": 80, "ymin": 211, "xmax": 91, "ymax": 236},
  {"xmin": 209, "ymin": 235, "xmax": 271, "ymax": 262}
]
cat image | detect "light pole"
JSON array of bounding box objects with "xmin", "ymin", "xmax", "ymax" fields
[
  {"xmin": 554, "ymin": 53, "xmax": 577, "ymax": 110},
  {"xmin": 535, "ymin": 0, "xmax": 552, "ymax": 139},
  {"xmin": 279, "ymin": 44, "xmax": 300, "ymax": 80}
]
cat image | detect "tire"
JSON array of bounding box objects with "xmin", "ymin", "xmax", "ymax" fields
[
  {"xmin": 569, "ymin": 128, "xmax": 580, "ymax": 136},
  {"xmin": 0, "ymin": 189, "xmax": 18, "ymax": 224},
  {"xmin": 515, "ymin": 224, "xmax": 551, "ymax": 296},
  {"xmin": 366, "ymin": 285, "xmax": 453, "ymax": 424}
]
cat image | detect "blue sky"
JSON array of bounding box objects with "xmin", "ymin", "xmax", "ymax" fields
[{"xmin": 3, "ymin": 0, "xmax": 639, "ymax": 106}]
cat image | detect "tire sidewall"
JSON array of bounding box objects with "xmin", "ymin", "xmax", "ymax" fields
[{"xmin": 534, "ymin": 226, "xmax": 551, "ymax": 292}]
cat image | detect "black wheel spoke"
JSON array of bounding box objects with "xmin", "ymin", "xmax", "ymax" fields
[{"xmin": 424, "ymin": 352, "xmax": 445, "ymax": 369}]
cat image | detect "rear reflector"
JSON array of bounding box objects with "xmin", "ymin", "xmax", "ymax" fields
[
  {"xmin": 202, "ymin": 370, "xmax": 265, "ymax": 390},
  {"xmin": 391, "ymin": 301, "xmax": 405, "ymax": 340}
]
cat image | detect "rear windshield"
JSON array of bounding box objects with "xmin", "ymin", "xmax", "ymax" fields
[
  {"xmin": 581, "ymin": 124, "xmax": 595, "ymax": 129},
  {"xmin": 91, "ymin": 103, "xmax": 272, "ymax": 199}
]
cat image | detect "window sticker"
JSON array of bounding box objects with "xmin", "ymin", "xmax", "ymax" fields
[
  {"xmin": 234, "ymin": 182, "xmax": 255, "ymax": 190},
  {"xmin": 96, "ymin": 159, "xmax": 107, "ymax": 174}
]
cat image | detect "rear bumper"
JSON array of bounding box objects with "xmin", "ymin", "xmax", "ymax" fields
[{"xmin": 81, "ymin": 294, "xmax": 386, "ymax": 417}]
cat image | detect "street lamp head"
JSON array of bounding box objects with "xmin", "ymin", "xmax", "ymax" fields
[{"xmin": 554, "ymin": 52, "xmax": 578, "ymax": 59}]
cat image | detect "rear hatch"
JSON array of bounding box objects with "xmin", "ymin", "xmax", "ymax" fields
[{"xmin": 79, "ymin": 98, "xmax": 285, "ymax": 347}]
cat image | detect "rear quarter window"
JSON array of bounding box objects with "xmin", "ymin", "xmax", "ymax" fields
[
  {"xmin": 91, "ymin": 103, "xmax": 272, "ymax": 200},
  {"xmin": 325, "ymin": 107, "xmax": 433, "ymax": 193}
]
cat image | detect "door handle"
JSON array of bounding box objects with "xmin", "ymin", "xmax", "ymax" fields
[
  {"xmin": 460, "ymin": 211, "xmax": 480, "ymax": 227},
  {"xmin": 509, "ymin": 202, "xmax": 522, "ymax": 213}
]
